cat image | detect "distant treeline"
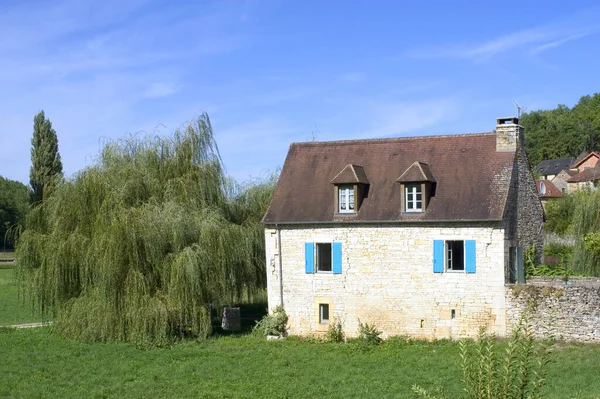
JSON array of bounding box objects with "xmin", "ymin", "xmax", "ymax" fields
[{"xmin": 522, "ymin": 93, "xmax": 600, "ymax": 167}]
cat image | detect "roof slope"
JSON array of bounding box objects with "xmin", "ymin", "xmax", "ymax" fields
[
  {"xmin": 534, "ymin": 157, "xmax": 575, "ymax": 176},
  {"xmin": 264, "ymin": 133, "xmax": 515, "ymax": 223},
  {"xmin": 567, "ymin": 167, "xmax": 600, "ymax": 183},
  {"xmin": 535, "ymin": 179, "xmax": 563, "ymax": 198}
]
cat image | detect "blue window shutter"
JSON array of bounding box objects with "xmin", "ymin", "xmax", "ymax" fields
[
  {"xmin": 465, "ymin": 240, "xmax": 476, "ymax": 273},
  {"xmin": 433, "ymin": 240, "xmax": 444, "ymax": 273},
  {"xmin": 305, "ymin": 242, "xmax": 314, "ymax": 274},
  {"xmin": 332, "ymin": 242, "xmax": 342, "ymax": 274}
]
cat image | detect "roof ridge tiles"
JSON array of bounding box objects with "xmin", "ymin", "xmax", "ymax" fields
[{"xmin": 291, "ymin": 132, "xmax": 495, "ymax": 147}]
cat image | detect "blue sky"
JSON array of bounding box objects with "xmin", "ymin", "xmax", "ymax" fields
[{"xmin": 1, "ymin": 1, "xmax": 599, "ymax": 185}]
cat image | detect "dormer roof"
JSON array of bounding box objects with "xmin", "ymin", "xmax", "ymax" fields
[
  {"xmin": 330, "ymin": 164, "xmax": 369, "ymax": 185},
  {"xmin": 396, "ymin": 161, "xmax": 436, "ymax": 183}
]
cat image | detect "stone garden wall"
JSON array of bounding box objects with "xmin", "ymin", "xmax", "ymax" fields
[{"xmin": 506, "ymin": 277, "xmax": 600, "ymax": 342}]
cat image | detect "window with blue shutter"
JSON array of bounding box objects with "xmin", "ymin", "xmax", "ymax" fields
[
  {"xmin": 465, "ymin": 240, "xmax": 476, "ymax": 273},
  {"xmin": 305, "ymin": 242, "xmax": 314, "ymax": 273},
  {"xmin": 332, "ymin": 242, "xmax": 342, "ymax": 274},
  {"xmin": 433, "ymin": 240, "xmax": 444, "ymax": 273}
]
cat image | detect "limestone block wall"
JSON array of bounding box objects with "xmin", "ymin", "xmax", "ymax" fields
[
  {"xmin": 506, "ymin": 277, "xmax": 600, "ymax": 342},
  {"xmin": 265, "ymin": 224, "xmax": 508, "ymax": 340}
]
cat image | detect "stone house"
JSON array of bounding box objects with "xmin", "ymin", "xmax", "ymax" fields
[{"xmin": 262, "ymin": 117, "xmax": 543, "ymax": 340}]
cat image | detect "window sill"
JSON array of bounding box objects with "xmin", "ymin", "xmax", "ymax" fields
[
  {"xmin": 316, "ymin": 271, "xmax": 333, "ymax": 274},
  {"xmin": 335, "ymin": 212, "xmax": 357, "ymax": 217}
]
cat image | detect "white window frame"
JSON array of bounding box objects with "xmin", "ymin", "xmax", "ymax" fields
[
  {"xmin": 338, "ymin": 185, "xmax": 355, "ymax": 213},
  {"xmin": 446, "ymin": 240, "xmax": 465, "ymax": 271},
  {"xmin": 316, "ymin": 242, "xmax": 332, "ymax": 273},
  {"xmin": 405, "ymin": 183, "xmax": 423, "ymax": 212},
  {"xmin": 319, "ymin": 303, "xmax": 330, "ymax": 324}
]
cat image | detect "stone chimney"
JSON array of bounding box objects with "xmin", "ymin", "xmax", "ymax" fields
[{"xmin": 496, "ymin": 117, "xmax": 523, "ymax": 152}]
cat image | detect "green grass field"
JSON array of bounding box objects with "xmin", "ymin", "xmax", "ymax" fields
[
  {"xmin": 1, "ymin": 268, "xmax": 599, "ymax": 398},
  {"xmin": 0, "ymin": 268, "xmax": 44, "ymax": 326},
  {"xmin": 0, "ymin": 327, "xmax": 599, "ymax": 399}
]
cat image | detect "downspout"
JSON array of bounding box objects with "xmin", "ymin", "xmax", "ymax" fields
[{"xmin": 275, "ymin": 224, "xmax": 284, "ymax": 308}]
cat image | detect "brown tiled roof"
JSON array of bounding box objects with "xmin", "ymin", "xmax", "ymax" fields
[
  {"xmin": 535, "ymin": 179, "xmax": 562, "ymax": 198},
  {"xmin": 396, "ymin": 161, "xmax": 436, "ymax": 183},
  {"xmin": 263, "ymin": 133, "xmax": 515, "ymax": 224},
  {"xmin": 566, "ymin": 167, "xmax": 600, "ymax": 183},
  {"xmin": 330, "ymin": 164, "xmax": 369, "ymax": 184}
]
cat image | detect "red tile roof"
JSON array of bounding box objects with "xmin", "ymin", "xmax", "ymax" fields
[
  {"xmin": 566, "ymin": 167, "xmax": 600, "ymax": 183},
  {"xmin": 535, "ymin": 179, "xmax": 563, "ymax": 198},
  {"xmin": 263, "ymin": 133, "xmax": 515, "ymax": 224}
]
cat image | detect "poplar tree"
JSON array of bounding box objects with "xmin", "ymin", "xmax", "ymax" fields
[{"xmin": 29, "ymin": 110, "xmax": 63, "ymax": 204}]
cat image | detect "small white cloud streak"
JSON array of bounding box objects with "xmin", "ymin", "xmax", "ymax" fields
[{"xmin": 410, "ymin": 8, "xmax": 598, "ymax": 62}]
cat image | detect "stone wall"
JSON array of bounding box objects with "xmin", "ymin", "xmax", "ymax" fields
[
  {"xmin": 515, "ymin": 125, "xmax": 545, "ymax": 262},
  {"xmin": 506, "ymin": 277, "xmax": 600, "ymax": 342},
  {"xmin": 265, "ymin": 224, "xmax": 508, "ymax": 339}
]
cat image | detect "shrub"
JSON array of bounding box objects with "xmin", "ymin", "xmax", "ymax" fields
[
  {"xmin": 412, "ymin": 318, "xmax": 552, "ymax": 399},
  {"xmin": 357, "ymin": 320, "xmax": 382, "ymax": 345},
  {"xmin": 324, "ymin": 319, "xmax": 344, "ymax": 343},
  {"xmin": 252, "ymin": 306, "xmax": 288, "ymax": 337}
]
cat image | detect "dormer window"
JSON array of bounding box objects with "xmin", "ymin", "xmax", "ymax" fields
[
  {"xmin": 331, "ymin": 164, "xmax": 369, "ymax": 215},
  {"xmin": 397, "ymin": 161, "xmax": 436, "ymax": 214},
  {"xmin": 338, "ymin": 185, "xmax": 355, "ymax": 213},
  {"xmin": 405, "ymin": 183, "xmax": 422, "ymax": 212}
]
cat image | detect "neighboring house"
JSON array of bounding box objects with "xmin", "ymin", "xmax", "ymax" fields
[
  {"xmin": 551, "ymin": 169, "xmax": 576, "ymax": 194},
  {"xmin": 567, "ymin": 166, "xmax": 600, "ymax": 192},
  {"xmin": 535, "ymin": 179, "xmax": 563, "ymax": 211},
  {"xmin": 534, "ymin": 157, "xmax": 574, "ymax": 180},
  {"xmin": 572, "ymin": 151, "xmax": 600, "ymax": 171},
  {"xmin": 263, "ymin": 117, "xmax": 543, "ymax": 340}
]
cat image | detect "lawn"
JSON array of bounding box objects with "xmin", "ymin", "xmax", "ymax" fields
[
  {"xmin": 0, "ymin": 268, "xmax": 44, "ymax": 326},
  {"xmin": 0, "ymin": 328, "xmax": 599, "ymax": 399}
]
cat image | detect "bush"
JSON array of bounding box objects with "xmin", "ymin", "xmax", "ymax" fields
[
  {"xmin": 412, "ymin": 318, "xmax": 552, "ymax": 399},
  {"xmin": 357, "ymin": 320, "xmax": 382, "ymax": 345},
  {"xmin": 252, "ymin": 306, "xmax": 288, "ymax": 337},
  {"xmin": 324, "ymin": 319, "xmax": 344, "ymax": 343}
]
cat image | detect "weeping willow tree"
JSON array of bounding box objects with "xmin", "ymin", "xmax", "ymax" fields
[
  {"xmin": 16, "ymin": 113, "xmax": 276, "ymax": 345},
  {"xmin": 569, "ymin": 189, "xmax": 600, "ymax": 276}
]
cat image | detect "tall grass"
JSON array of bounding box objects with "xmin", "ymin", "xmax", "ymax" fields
[{"xmin": 16, "ymin": 114, "xmax": 275, "ymax": 345}]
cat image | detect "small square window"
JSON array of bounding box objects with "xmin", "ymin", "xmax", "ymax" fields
[
  {"xmin": 319, "ymin": 303, "xmax": 330, "ymax": 323},
  {"xmin": 405, "ymin": 183, "xmax": 422, "ymax": 212},
  {"xmin": 316, "ymin": 243, "xmax": 332, "ymax": 272},
  {"xmin": 338, "ymin": 185, "xmax": 355, "ymax": 213},
  {"xmin": 447, "ymin": 240, "xmax": 464, "ymax": 271}
]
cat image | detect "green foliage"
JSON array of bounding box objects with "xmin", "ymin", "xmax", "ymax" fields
[
  {"xmin": 29, "ymin": 110, "xmax": 63, "ymax": 204},
  {"xmin": 358, "ymin": 320, "xmax": 382, "ymax": 345},
  {"xmin": 544, "ymin": 194, "xmax": 575, "ymax": 236},
  {"xmin": 413, "ymin": 319, "xmax": 552, "ymax": 399},
  {"xmin": 16, "ymin": 113, "xmax": 276, "ymax": 345},
  {"xmin": 324, "ymin": 319, "xmax": 344, "ymax": 343},
  {"xmin": 252, "ymin": 305, "xmax": 288, "ymax": 337},
  {"xmin": 0, "ymin": 177, "xmax": 28, "ymax": 248},
  {"xmin": 524, "ymin": 245, "xmax": 536, "ymax": 279},
  {"xmin": 567, "ymin": 190, "xmax": 600, "ymax": 276},
  {"xmin": 522, "ymin": 93, "xmax": 600, "ymax": 168}
]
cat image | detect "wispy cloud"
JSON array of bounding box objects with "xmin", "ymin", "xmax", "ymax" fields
[{"xmin": 411, "ymin": 8, "xmax": 598, "ymax": 63}]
